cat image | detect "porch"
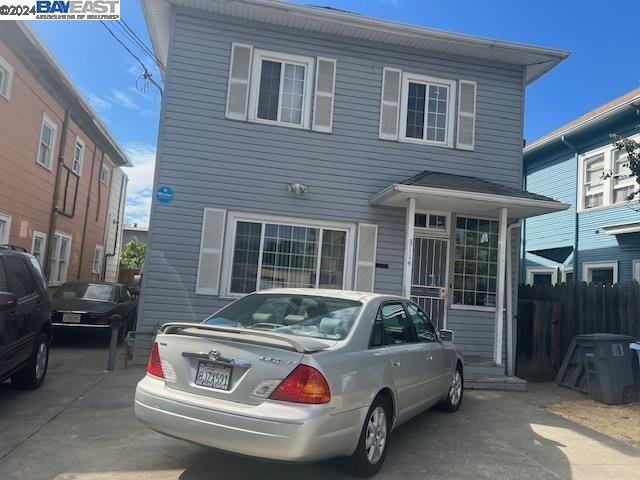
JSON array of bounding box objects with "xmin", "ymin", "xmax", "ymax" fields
[{"xmin": 371, "ymin": 171, "xmax": 570, "ymax": 382}]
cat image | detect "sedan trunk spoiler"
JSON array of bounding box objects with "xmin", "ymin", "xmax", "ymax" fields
[{"xmin": 159, "ymin": 322, "xmax": 333, "ymax": 353}]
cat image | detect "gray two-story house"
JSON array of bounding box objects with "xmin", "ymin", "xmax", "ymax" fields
[{"xmin": 135, "ymin": 0, "xmax": 569, "ymax": 382}]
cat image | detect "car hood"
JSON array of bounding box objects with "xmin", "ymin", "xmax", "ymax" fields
[{"xmin": 52, "ymin": 298, "xmax": 116, "ymax": 313}]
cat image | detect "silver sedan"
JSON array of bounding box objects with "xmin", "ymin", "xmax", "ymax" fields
[{"xmin": 135, "ymin": 289, "xmax": 464, "ymax": 476}]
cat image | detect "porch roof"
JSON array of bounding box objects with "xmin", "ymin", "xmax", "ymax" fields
[{"xmin": 370, "ymin": 171, "xmax": 570, "ymax": 219}]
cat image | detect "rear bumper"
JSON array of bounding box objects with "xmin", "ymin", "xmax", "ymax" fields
[
  {"xmin": 52, "ymin": 323, "xmax": 110, "ymax": 329},
  {"xmin": 134, "ymin": 375, "xmax": 364, "ymax": 462}
]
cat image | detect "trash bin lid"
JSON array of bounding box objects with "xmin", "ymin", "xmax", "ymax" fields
[{"xmin": 575, "ymin": 333, "xmax": 635, "ymax": 341}]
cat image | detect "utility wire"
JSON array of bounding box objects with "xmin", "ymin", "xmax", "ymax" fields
[
  {"xmin": 116, "ymin": 19, "xmax": 166, "ymax": 72},
  {"xmin": 99, "ymin": 20, "xmax": 163, "ymax": 98}
]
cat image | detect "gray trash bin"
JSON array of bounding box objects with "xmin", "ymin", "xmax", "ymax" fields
[{"xmin": 575, "ymin": 333, "xmax": 638, "ymax": 405}]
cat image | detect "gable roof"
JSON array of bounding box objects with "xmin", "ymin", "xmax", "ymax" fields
[
  {"xmin": 400, "ymin": 171, "xmax": 557, "ymax": 203},
  {"xmin": 525, "ymin": 86, "xmax": 640, "ymax": 155},
  {"xmin": 141, "ymin": 0, "xmax": 569, "ymax": 84}
]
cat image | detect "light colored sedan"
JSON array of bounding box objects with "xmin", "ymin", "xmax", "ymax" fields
[{"xmin": 135, "ymin": 289, "xmax": 463, "ymax": 476}]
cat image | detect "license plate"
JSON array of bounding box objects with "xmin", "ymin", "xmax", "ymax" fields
[
  {"xmin": 195, "ymin": 362, "xmax": 232, "ymax": 390},
  {"xmin": 62, "ymin": 313, "xmax": 81, "ymax": 323}
]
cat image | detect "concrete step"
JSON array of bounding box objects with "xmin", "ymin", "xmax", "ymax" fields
[
  {"xmin": 465, "ymin": 374, "xmax": 527, "ymax": 392},
  {"xmin": 465, "ymin": 364, "xmax": 506, "ymax": 376}
]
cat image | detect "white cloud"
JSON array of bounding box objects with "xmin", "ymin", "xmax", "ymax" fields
[
  {"xmin": 89, "ymin": 94, "xmax": 111, "ymax": 113},
  {"xmin": 112, "ymin": 89, "xmax": 140, "ymax": 110},
  {"xmin": 123, "ymin": 143, "xmax": 156, "ymax": 227}
]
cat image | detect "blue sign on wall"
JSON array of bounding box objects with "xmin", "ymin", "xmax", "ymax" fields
[{"xmin": 157, "ymin": 185, "xmax": 174, "ymax": 203}]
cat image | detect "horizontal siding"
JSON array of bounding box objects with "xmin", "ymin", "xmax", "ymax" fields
[{"xmin": 135, "ymin": 8, "xmax": 526, "ymax": 359}]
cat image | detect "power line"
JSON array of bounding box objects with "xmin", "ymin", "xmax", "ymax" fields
[
  {"xmin": 116, "ymin": 19, "xmax": 165, "ymax": 72},
  {"xmin": 99, "ymin": 20, "xmax": 163, "ymax": 98}
]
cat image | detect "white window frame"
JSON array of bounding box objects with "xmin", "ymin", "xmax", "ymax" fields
[
  {"xmin": 49, "ymin": 231, "xmax": 72, "ymax": 286},
  {"xmin": 399, "ymin": 72, "xmax": 457, "ymax": 148},
  {"xmin": 31, "ymin": 230, "xmax": 47, "ymax": 264},
  {"xmin": 72, "ymin": 136, "xmax": 84, "ymax": 176},
  {"xmin": 219, "ymin": 212, "xmax": 356, "ymax": 298},
  {"xmin": 0, "ymin": 53, "xmax": 14, "ymax": 100},
  {"xmin": 93, "ymin": 245, "xmax": 103, "ymax": 275},
  {"xmin": 100, "ymin": 163, "xmax": 110, "ymax": 185},
  {"xmin": 562, "ymin": 267, "xmax": 573, "ymax": 283},
  {"xmin": 36, "ymin": 113, "xmax": 57, "ymax": 170},
  {"xmin": 634, "ymin": 260, "xmax": 640, "ymax": 283},
  {"xmin": 582, "ymin": 261, "xmax": 618, "ymax": 284},
  {"xmin": 577, "ymin": 134, "xmax": 640, "ymax": 212},
  {"xmin": 414, "ymin": 210, "xmax": 450, "ymax": 237},
  {"xmin": 526, "ymin": 267, "xmax": 557, "ymax": 286},
  {"xmin": 248, "ymin": 49, "xmax": 315, "ymax": 130},
  {"xmin": 0, "ymin": 212, "xmax": 12, "ymax": 244}
]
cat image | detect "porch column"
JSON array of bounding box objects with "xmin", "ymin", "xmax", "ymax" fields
[
  {"xmin": 494, "ymin": 207, "xmax": 508, "ymax": 365},
  {"xmin": 402, "ymin": 197, "xmax": 416, "ymax": 298}
]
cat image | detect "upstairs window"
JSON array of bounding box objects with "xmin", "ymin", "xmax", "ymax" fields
[
  {"xmin": 249, "ymin": 50, "xmax": 314, "ymax": 129},
  {"xmin": 37, "ymin": 114, "xmax": 57, "ymax": 170},
  {"xmin": 583, "ymin": 154, "xmax": 605, "ymax": 209},
  {"xmin": 72, "ymin": 137, "xmax": 84, "ymax": 175},
  {"xmin": 100, "ymin": 164, "xmax": 109, "ymax": 185},
  {"xmin": 0, "ymin": 53, "xmax": 14, "ymax": 100},
  {"xmin": 612, "ymin": 149, "xmax": 635, "ymax": 203}
]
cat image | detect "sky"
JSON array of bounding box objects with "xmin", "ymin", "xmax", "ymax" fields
[{"xmin": 31, "ymin": 0, "xmax": 640, "ymax": 227}]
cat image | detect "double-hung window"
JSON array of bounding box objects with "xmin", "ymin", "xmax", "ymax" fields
[
  {"xmin": 612, "ymin": 149, "xmax": 635, "ymax": 203},
  {"xmin": 399, "ymin": 73, "xmax": 457, "ymax": 147},
  {"xmin": 583, "ymin": 153, "xmax": 605, "ymax": 209},
  {"xmin": 100, "ymin": 164, "xmax": 110, "ymax": 185},
  {"xmin": 0, "ymin": 212, "xmax": 11, "ymax": 244},
  {"xmin": 49, "ymin": 231, "xmax": 71, "ymax": 286},
  {"xmin": 31, "ymin": 231, "xmax": 47, "ymax": 264},
  {"xmin": 453, "ymin": 216, "xmax": 498, "ymax": 308},
  {"xmin": 72, "ymin": 137, "xmax": 84, "ymax": 175},
  {"xmin": 0, "ymin": 53, "xmax": 14, "ymax": 100},
  {"xmin": 249, "ymin": 50, "xmax": 315, "ymax": 129},
  {"xmin": 37, "ymin": 114, "xmax": 57, "ymax": 169},
  {"xmin": 224, "ymin": 214, "xmax": 353, "ymax": 295}
]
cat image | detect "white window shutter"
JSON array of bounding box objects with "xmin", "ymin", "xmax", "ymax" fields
[
  {"xmin": 312, "ymin": 57, "xmax": 336, "ymax": 133},
  {"xmin": 456, "ymin": 80, "xmax": 477, "ymax": 150},
  {"xmin": 355, "ymin": 223, "xmax": 378, "ymax": 292},
  {"xmin": 196, "ymin": 208, "xmax": 226, "ymax": 295},
  {"xmin": 225, "ymin": 43, "xmax": 253, "ymax": 120},
  {"xmin": 379, "ymin": 67, "xmax": 401, "ymax": 140}
]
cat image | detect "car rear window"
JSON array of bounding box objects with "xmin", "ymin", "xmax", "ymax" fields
[
  {"xmin": 204, "ymin": 293, "xmax": 362, "ymax": 340},
  {"xmin": 55, "ymin": 284, "xmax": 116, "ymax": 302}
]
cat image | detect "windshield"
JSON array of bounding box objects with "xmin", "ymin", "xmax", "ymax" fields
[
  {"xmin": 203, "ymin": 293, "xmax": 362, "ymax": 341},
  {"xmin": 55, "ymin": 284, "xmax": 116, "ymax": 302}
]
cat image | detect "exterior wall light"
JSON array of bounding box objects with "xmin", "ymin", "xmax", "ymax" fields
[{"xmin": 287, "ymin": 183, "xmax": 310, "ymax": 195}]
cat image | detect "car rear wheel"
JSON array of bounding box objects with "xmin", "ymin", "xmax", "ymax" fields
[
  {"xmin": 438, "ymin": 363, "xmax": 463, "ymax": 412},
  {"xmin": 12, "ymin": 333, "xmax": 49, "ymax": 390},
  {"xmin": 343, "ymin": 395, "xmax": 391, "ymax": 477}
]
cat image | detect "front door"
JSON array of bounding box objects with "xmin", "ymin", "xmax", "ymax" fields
[{"xmin": 411, "ymin": 236, "xmax": 449, "ymax": 330}]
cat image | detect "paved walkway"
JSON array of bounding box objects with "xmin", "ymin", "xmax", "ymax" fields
[{"xmin": 1, "ymin": 334, "xmax": 638, "ymax": 479}]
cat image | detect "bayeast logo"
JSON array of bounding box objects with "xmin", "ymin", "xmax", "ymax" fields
[{"xmin": 36, "ymin": 1, "xmax": 120, "ymax": 19}]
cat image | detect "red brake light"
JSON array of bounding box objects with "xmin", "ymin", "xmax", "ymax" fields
[
  {"xmin": 146, "ymin": 342, "xmax": 164, "ymax": 379},
  {"xmin": 269, "ymin": 365, "xmax": 331, "ymax": 404},
  {"xmin": 97, "ymin": 314, "xmax": 110, "ymax": 325}
]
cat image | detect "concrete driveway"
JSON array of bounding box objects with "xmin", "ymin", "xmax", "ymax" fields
[{"xmin": 1, "ymin": 334, "xmax": 638, "ymax": 480}]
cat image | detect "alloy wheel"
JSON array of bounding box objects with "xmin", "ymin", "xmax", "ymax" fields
[
  {"xmin": 449, "ymin": 370, "xmax": 462, "ymax": 406},
  {"xmin": 365, "ymin": 406, "xmax": 387, "ymax": 464},
  {"xmin": 35, "ymin": 342, "xmax": 48, "ymax": 380}
]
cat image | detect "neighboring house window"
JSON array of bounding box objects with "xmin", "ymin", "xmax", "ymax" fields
[
  {"xmin": 562, "ymin": 268, "xmax": 573, "ymax": 283},
  {"xmin": 399, "ymin": 73, "xmax": 456, "ymax": 147},
  {"xmin": 37, "ymin": 114, "xmax": 57, "ymax": 169},
  {"xmin": 453, "ymin": 216, "xmax": 498, "ymax": 308},
  {"xmin": 582, "ymin": 261, "xmax": 618, "ymax": 284},
  {"xmin": 579, "ymin": 139, "xmax": 639, "ymax": 211},
  {"xmin": 49, "ymin": 231, "xmax": 71, "ymax": 286},
  {"xmin": 100, "ymin": 164, "xmax": 109, "ymax": 185},
  {"xmin": 249, "ymin": 50, "xmax": 314, "ymax": 129},
  {"xmin": 31, "ymin": 231, "xmax": 47, "ymax": 264},
  {"xmin": 72, "ymin": 137, "xmax": 84, "ymax": 175},
  {"xmin": 526, "ymin": 267, "xmax": 557, "ymax": 286},
  {"xmin": 0, "ymin": 212, "xmax": 11, "ymax": 244},
  {"xmin": 222, "ymin": 213, "xmax": 354, "ymax": 295},
  {"xmin": 93, "ymin": 245, "xmax": 103, "ymax": 274},
  {"xmin": 634, "ymin": 260, "xmax": 640, "ymax": 283},
  {"xmin": 0, "ymin": 53, "xmax": 14, "ymax": 100}
]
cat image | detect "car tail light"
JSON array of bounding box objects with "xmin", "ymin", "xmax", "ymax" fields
[
  {"xmin": 146, "ymin": 342, "xmax": 164, "ymax": 379},
  {"xmin": 97, "ymin": 314, "xmax": 110, "ymax": 325},
  {"xmin": 269, "ymin": 365, "xmax": 331, "ymax": 404}
]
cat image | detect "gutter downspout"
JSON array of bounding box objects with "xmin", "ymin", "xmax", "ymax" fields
[
  {"xmin": 560, "ymin": 135, "xmax": 579, "ymax": 280},
  {"xmin": 77, "ymin": 144, "xmax": 98, "ymax": 279},
  {"xmin": 507, "ymin": 219, "xmax": 523, "ymax": 377},
  {"xmin": 44, "ymin": 109, "xmax": 70, "ymax": 281}
]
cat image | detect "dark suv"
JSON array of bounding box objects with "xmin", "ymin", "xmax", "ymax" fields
[{"xmin": 0, "ymin": 247, "xmax": 52, "ymax": 389}]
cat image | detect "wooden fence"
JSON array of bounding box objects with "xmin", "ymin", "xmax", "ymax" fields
[{"xmin": 517, "ymin": 282, "xmax": 640, "ymax": 381}]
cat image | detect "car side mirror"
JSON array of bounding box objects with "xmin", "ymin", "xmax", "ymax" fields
[
  {"xmin": 440, "ymin": 329, "xmax": 454, "ymax": 342},
  {"xmin": 0, "ymin": 292, "xmax": 18, "ymax": 312}
]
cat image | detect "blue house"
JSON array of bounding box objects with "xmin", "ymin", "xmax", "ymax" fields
[{"xmin": 522, "ymin": 88, "xmax": 640, "ymax": 286}]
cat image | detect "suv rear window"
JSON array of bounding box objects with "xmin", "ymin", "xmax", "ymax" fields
[
  {"xmin": 0, "ymin": 259, "xmax": 9, "ymax": 293},
  {"xmin": 4, "ymin": 255, "xmax": 35, "ymax": 298}
]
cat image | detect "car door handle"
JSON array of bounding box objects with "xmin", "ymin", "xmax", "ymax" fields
[
  {"xmin": 426, "ymin": 354, "xmax": 433, "ymax": 360},
  {"xmin": 391, "ymin": 360, "xmax": 401, "ymax": 367}
]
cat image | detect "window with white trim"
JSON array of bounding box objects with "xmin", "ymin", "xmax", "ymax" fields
[
  {"xmin": 562, "ymin": 267, "xmax": 573, "ymax": 283},
  {"xmin": 31, "ymin": 231, "xmax": 47, "ymax": 264},
  {"xmin": 72, "ymin": 137, "xmax": 84, "ymax": 175},
  {"xmin": 93, "ymin": 245, "xmax": 103, "ymax": 274},
  {"xmin": 579, "ymin": 139, "xmax": 639, "ymax": 211},
  {"xmin": 49, "ymin": 231, "xmax": 71, "ymax": 286},
  {"xmin": 453, "ymin": 216, "xmax": 498, "ymax": 307},
  {"xmin": 249, "ymin": 50, "xmax": 314, "ymax": 129},
  {"xmin": 0, "ymin": 212, "xmax": 11, "ymax": 244},
  {"xmin": 526, "ymin": 267, "xmax": 557, "ymax": 286},
  {"xmin": 223, "ymin": 214, "xmax": 354, "ymax": 295},
  {"xmin": 582, "ymin": 261, "xmax": 617, "ymax": 284},
  {"xmin": 414, "ymin": 212, "xmax": 448, "ymax": 233},
  {"xmin": 633, "ymin": 260, "xmax": 640, "ymax": 283},
  {"xmin": 0, "ymin": 53, "xmax": 14, "ymax": 100},
  {"xmin": 100, "ymin": 164, "xmax": 109, "ymax": 185},
  {"xmin": 37, "ymin": 114, "xmax": 57, "ymax": 169},
  {"xmin": 400, "ymin": 73, "xmax": 456, "ymax": 147}
]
